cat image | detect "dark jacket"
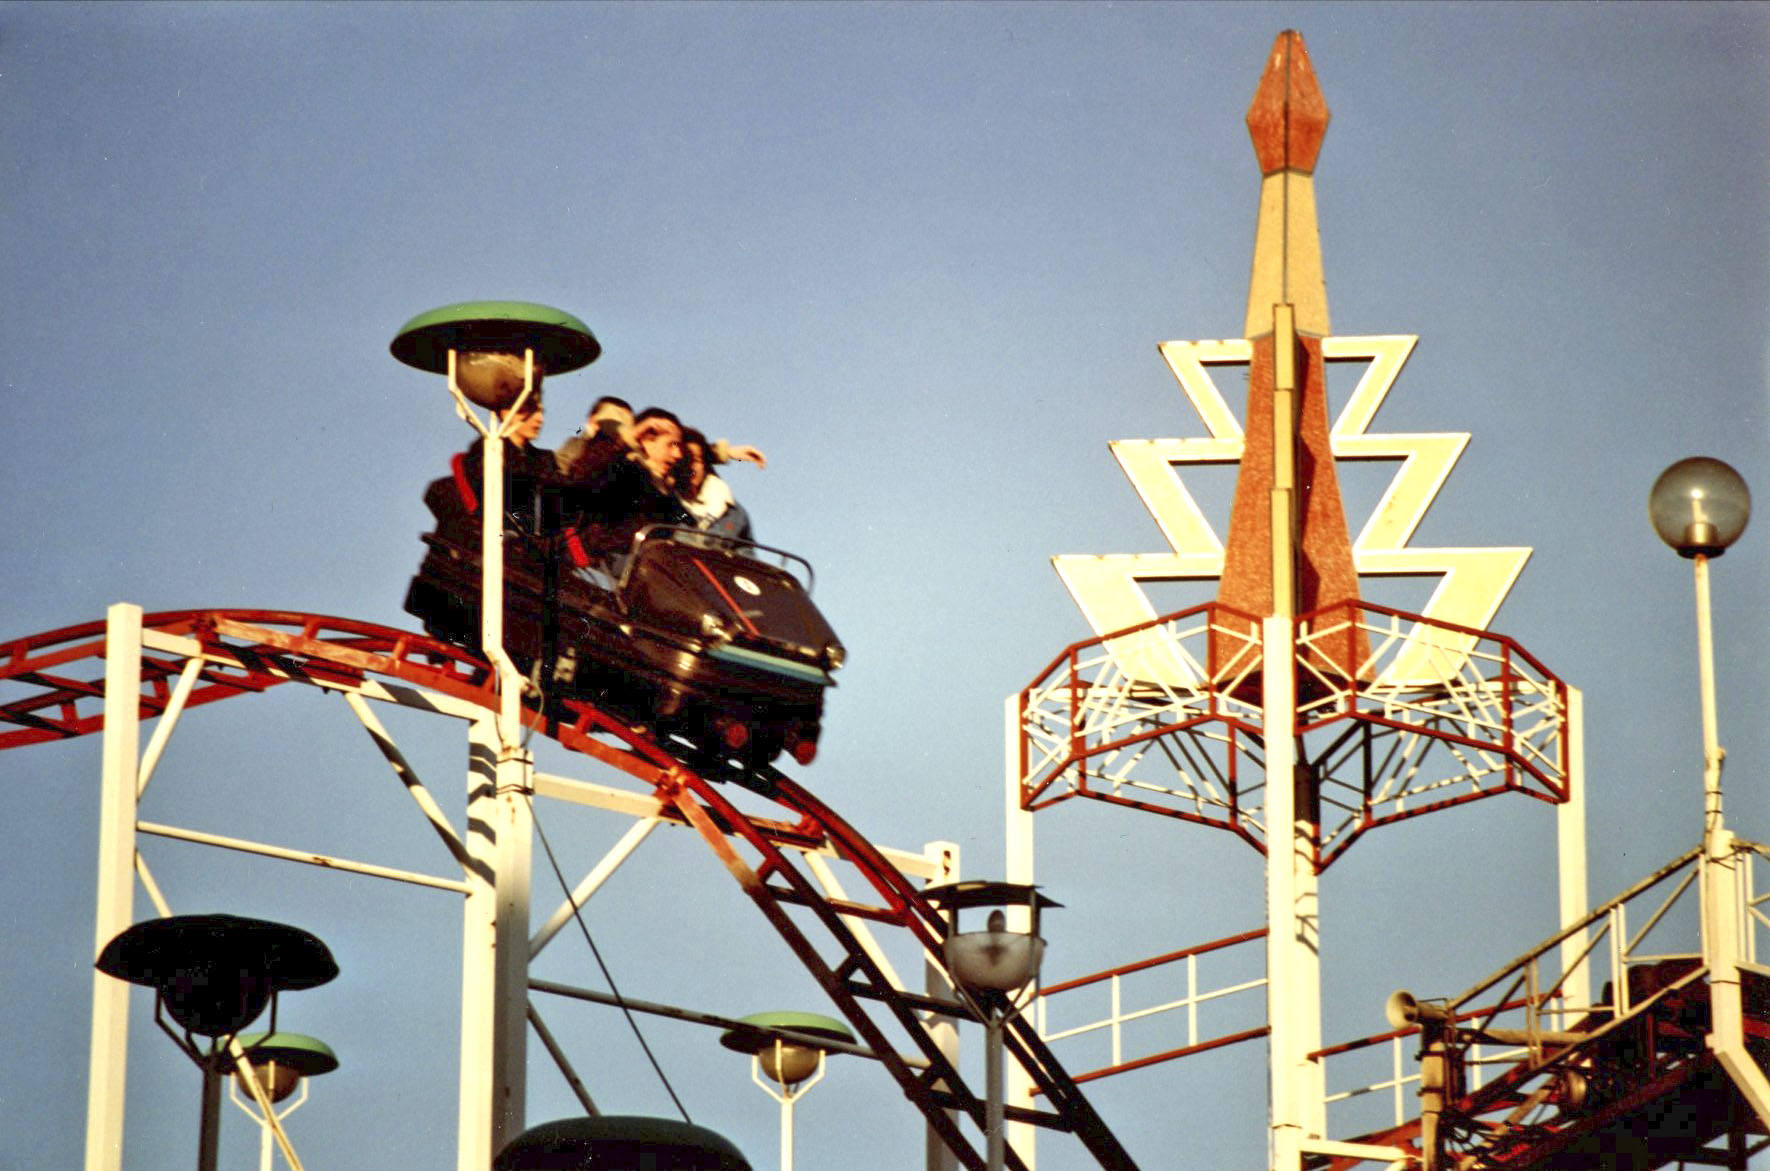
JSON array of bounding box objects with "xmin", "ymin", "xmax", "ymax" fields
[
  {"xmin": 556, "ymin": 433, "xmax": 691, "ymax": 557},
  {"xmin": 425, "ymin": 438, "xmax": 564, "ymax": 572}
]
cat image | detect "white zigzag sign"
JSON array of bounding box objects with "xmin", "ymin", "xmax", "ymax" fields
[{"xmin": 1053, "ymin": 335, "xmax": 1530, "ymax": 686}]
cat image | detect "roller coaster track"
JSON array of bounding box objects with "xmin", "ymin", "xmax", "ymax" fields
[{"xmin": 0, "ymin": 609, "xmax": 1137, "ymax": 1171}]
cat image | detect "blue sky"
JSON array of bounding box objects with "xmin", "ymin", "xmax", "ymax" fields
[{"xmin": 3, "ymin": 3, "xmax": 1768, "ymax": 1169}]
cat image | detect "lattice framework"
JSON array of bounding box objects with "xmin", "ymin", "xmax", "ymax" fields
[{"xmin": 1018, "ymin": 601, "xmax": 1569, "ymax": 869}]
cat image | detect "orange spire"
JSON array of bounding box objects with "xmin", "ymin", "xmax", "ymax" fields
[{"xmin": 1215, "ymin": 31, "xmax": 1364, "ymax": 683}]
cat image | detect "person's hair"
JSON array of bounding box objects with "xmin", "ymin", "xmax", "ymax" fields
[
  {"xmin": 589, "ymin": 395, "xmax": 631, "ymax": 417},
  {"xmin": 633, "ymin": 407, "xmax": 681, "ymax": 434},
  {"xmin": 498, "ymin": 389, "xmax": 543, "ymax": 418}
]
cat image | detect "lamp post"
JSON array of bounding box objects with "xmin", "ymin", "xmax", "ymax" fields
[
  {"xmin": 223, "ymin": 1032, "xmax": 339, "ymax": 1171},
  {"xmin": 1647, "ymin": 456, "xmax": 1751, "ymax": 850},
  {"xmin": 93, "ymin": 914, "xmax": 338, "ymax": 1171},
  {"xmin": 923, "ymin": 881, "xmax": 1058, "ymax": 1171},
  {"xmin": 389, "ymin": 301, "xmax": 601, "ymax": 743},
  {"xmin": 1648, "ymin": 457, "xmax": 1759, "ymax": 1117},
  {"xmin": 391, "ymin": 302, "xmax": 599, "ymax": 1166},
  {"xmin": 719, "ymin": 1011, "xmax": 855, "ymax": 1171}
]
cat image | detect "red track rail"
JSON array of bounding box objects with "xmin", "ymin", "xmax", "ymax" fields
[{"xmin": 0, "ymin": 609, "xmax": 1137, "ymax": 1171}]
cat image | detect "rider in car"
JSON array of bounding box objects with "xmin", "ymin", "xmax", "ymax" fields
[{"xmin": 561, "ymin": 406, "xmax": 693, "ymax": 568}]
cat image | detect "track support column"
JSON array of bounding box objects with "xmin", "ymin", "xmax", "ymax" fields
[
  {"xmin": 1003, "ymin": 694, "xmax": 1037, "ymax": 1171},
  {"xmin": 459, "ymin": 716, "xmax": 534, "ymax": 1170},
  {"xmin": 927, "ymin": 838, "xmax": 962, "ymax": 1171},
  {"xmin": 1556, "ymin": 687, "xmax": 1591, "ymax": 1011},
  {"xmin": 85, "ymin": 602, "xmax": 142, "ymax": 1171}
]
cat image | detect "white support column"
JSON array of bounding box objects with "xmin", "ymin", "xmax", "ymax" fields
[
  {"xmin": 1688, "ymin": 553, "xmax": 1770, "ymax": 1125},
  {"xmin": 923, "ymin": 838, "xmax": 961, "ymax": 1171},
  {"xmin": 456, "ymin": 348, "xmax": 537, "ymax": 1169},
  {"xmin": 458, "ymin": 716, "xmax": 534, "ymax": 1170},
  {"xmin": 1263, "ymin": 616, "xmax": 1323, "ymax": 1171},
  {"xmin": 1266, "ymin": 303, "xmax": 1323, "ymax": 1171},
  {"xmin": 1003, "ymin": 695, "xmax": 1036, "ymax": 1171},
  {"xmin": 1555, "ymin": 687, "xmax": 1591, "ymax": 1013},
  {"xmin": 85, "ymin": 603, "xmax": 143, "ymax": 1171}
]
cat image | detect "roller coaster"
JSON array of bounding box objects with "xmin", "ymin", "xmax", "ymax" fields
[{"xmin": 1, "ymin": 606, "xmax": 1138, "ymax": 1171}]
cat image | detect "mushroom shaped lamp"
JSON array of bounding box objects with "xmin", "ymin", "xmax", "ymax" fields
[
  {"xmin": 719, "ymin": 1011, "xmax": 854, "ymax": 1088},
  {"xmin": 495, "ymin": 1116, "xmax": 750, "ymax": 1171},
  {"xmin": 224, "ymin": 1032, "xmax": 339, "ymax": 1105},
  {"xmin": 391, "ymin": 300, "xmax": 600, "ymax": 409},
  {"xmin": 720, "ymin": 1013, "xmax": 853, "ymax": 1171},
  {"xmin": 95, "ymin": 914, "xmax": 338, "ymax": 1057}
]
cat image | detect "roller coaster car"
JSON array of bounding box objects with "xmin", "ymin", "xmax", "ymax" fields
[{"xmin": 404, "ymin": 509, "xmax": 843, "ymax": 767}]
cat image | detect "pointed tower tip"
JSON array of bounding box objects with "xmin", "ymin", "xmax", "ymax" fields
[{"xmin": 1247, "ymin": 30, "xmax": 1330, "ymax": 175}]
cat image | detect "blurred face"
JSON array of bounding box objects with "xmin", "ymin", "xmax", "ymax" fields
[
  {"xmin": 685, "ymin": 441, "xmax": 708, "ymax": 495},
  {"xmin": 503, "ymin": 401, "xmax": 544, "ymax": 447},
  {"xmin": 635, "ymin": 419, "xmax": 682, "ymax": 479}
]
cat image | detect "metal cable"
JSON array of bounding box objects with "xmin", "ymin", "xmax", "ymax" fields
[{"xmin": 529, "ymin": 801, "xmax": 693, "ymax": 1123}]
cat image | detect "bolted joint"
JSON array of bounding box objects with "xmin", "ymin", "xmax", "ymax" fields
[{"xmin": 495, "ymin": 746, "xmax": 534, "ymax": 796}]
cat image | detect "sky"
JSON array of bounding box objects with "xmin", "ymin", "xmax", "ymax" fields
[{"xmin": 3, "ymin": 2, "xmax": 1769, "ymax": 1169}]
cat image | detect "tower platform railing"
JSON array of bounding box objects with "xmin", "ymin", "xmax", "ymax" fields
[
  {"xmin": 1030, "ymin": 927, "xmax": 1270, "ymax": 1090},
  {"xmin": 1016, "ymin": 602, "xmax": 1569, "ymax": 868}
]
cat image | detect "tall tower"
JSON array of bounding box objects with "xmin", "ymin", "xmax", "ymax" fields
[
  {"xmin": 1231, "ymin": 34, "xmax": 1342, "ymax": 1171},
  {"xmin": 1018, "ymin": 28, "xmax": 1575, "ymax": 1171}
]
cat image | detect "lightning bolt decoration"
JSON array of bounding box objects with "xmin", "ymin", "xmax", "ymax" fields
[
  {"xmin": 1054, "ymin": 29, "xmax": 1526, "ymax": 685},
  {"xmin": 1055, "ymin": 333, "xmax": 1531, "ymax": 684}
]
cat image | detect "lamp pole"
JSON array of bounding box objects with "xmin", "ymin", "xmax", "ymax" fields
[
  {"xmin": 1691, "ymin": 549, "xmax": 1724, "ymax": 851},
  {"xmin": 720, "ymin": 1011, "xmax": 854, "ymax": 1171},
  {"xmin": 197, "ymin": 1060, "xmax": 223, "ymax": 1171},
  {"xmin": 389, "ymin": 302, "xmax": 601, "ymax": 1168},
  {"xmin": 1647, "ymin": 457, "xmax": 1768, "ymax": 1123},
  {"xmin": 225, "ymin": 1033, "xmax": 338, "ymax": 1171},
  {"xmin": 926, "ymin": 882, "xmax": 1055, "ymax": 1171},
  {"xmin": 754, "ymin": 1040, "xmax": 823, "ymax": 1171}
]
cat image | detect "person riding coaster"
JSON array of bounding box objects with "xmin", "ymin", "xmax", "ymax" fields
[{"xmin": 404, "ymin": 397, "xmax": 842, "ymax": 767}]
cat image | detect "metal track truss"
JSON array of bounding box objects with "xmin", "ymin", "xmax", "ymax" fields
[
  {"xmin": 1312, "ymin": 844, "xmax": 1770, "ymax": 1171},
  {"xmin": 1, "ymin": 608, "xmax": 1139, "ymax": 1171},
  {"xmin": 1016, "ymin": 601, "xmax": 1568, "ymax": 868}
]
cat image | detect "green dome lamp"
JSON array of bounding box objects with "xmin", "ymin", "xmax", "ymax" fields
[
  {"xmin": 720, "ymin": 1012, "xmax": 857, "ymax": 1171},
  {"xmin": 389, "ymin": 301, "xmax": 601, "ymax": 736},
  {"xmin": 222, "ymin": 1033, "xmax": 339, "ymax": 1171}
]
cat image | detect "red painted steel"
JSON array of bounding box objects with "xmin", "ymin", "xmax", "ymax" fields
[
  {"xmin": 1313, "ymin": 966, "xmax": 1770, "ymax": 1171},
  {"xmin": 1018, "ymin": 599, "xmax": 1569, "ymax": 871}
]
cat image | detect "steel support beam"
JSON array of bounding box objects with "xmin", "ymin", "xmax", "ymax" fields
[
  {"xmin": 1264, "ymin": 613, "xmax": 1324, "ymax": 1171},
  {"xmin": 1004, "ymin": 694, "xmax": 1036, "ymax": 1171},
  {"xmin": 1556, "ymin": 687, "xmax": 1591, "ymax": 1012},
  {"xmin": 85, "ymin": 603, "xmax": 142, "ymax": 1171},
  {"xmin": 458, "ymin": 716, "xmax": 533, "ymax": 1170}
]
